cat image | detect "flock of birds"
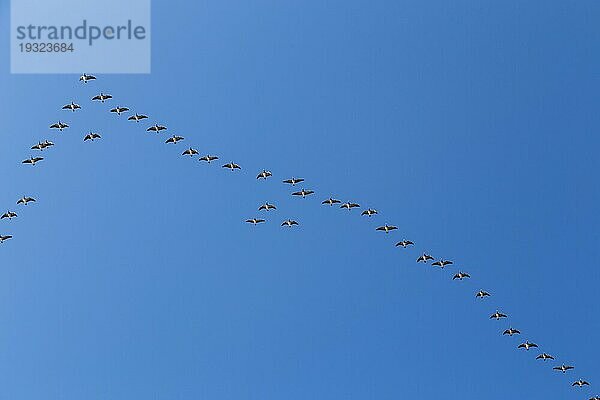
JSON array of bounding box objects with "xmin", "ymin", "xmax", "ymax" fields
[{"xmin": 1, "ymin": 72, "xmax": 596, "ymax": 398}]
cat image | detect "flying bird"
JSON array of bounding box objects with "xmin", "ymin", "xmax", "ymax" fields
[
  {"xmin": 361, "ymin": 209, "xmax": 378, "ymax": 216},
  {"xmin": 16, "ymin": 196, "xmax": 36, "ymax": 205},
  {"xmin": 572, "ymin": 379, "xmax": 590, "ymax": 387},
  {"xmin": 199, "ymin": 155, "xmax": 219, "ymax": 163},
  {"xmin": 257, "ymin": 170, "xmax": 272, "ymax": 180},
  {"xmin": 246, "ymin": 218, "xmax": 265, "ymax": 225},
  {"xmin": 518, "ymin": 341, "xmax": 538, "ymax": 351},
  {"xmin": 376, "ymin": 224, "xmax": 397, "ymax": 233},
  {"xmin": 147, "ymin": 124, "xmax": 167, "ymax": 133},
  {"xmin": 79, "ymin": 73, "xmax": 96, "ymax": 83},
  {"xmin": 340, "ymin": 202, "xmax": 360, "ymax": 210},
  {"xmin": 128, "ymin": 113, "xmax": 148, "ymax": 122},
  {"xmin": 22, "ymin": 156, "xmax": 43, "ymax": 165},
  {"xmin": 490, "ymin": 310, "xmax": 508, "ymax": 320},
  {"xmin": 92, "ymin": 93, "xmax": 112, "ymax": 103},
  {"xmin": 292, "ymin": 189, "xmax": 314, "ymax": 198},
  {"xmin": 453, "ymin": 271, "xmax": 470, "ymax": 280},
  {"xmin": 31, "ymin": 140, "xmax": 54, "ymax": 151},
  {"xmin": 588, "ymin": 396, "xmax": 600, "ymax": 400},
  {"xmin": 281, "ymin": 219, "xmax": 299, "ymax": 227},
  {"xmin": 62, "ymin": 101, "xmax": 81, "ymax": 112},
  {"xmin": 431, "ymin": 259, "xmax": 453, "ymax": 269},
  {"xmin": 1, "ymin": 211, "xmax": 17, "ymax": 220},
  {"xmin": 84, "ymin": 132, "xmax": 101, "ymax": 141},
  {"xmin": 395, "ymin": 240, "xmax": 414, "ymax": 248},
  {"xmin": 536, "ymin": 353, "xmax": 555, "ymax": 361},
  {"xmin": 553, "ymin": 364, "xmax": 575, "ymax": 373},
  {"xmin": 165, "ymin": 135, "xmax": 184, "ymax": 144},
  {"xmin": 503, "ymin": 328, "xmax": 521, "ymax": 336},
  {"xmin": 110, "ymin": 106, "xmax": 129, "ymax": 115},
  {"xmin": 0, "ymin": 235, "xmax": 12, "ymax": 243},
  {"xmin": 475, "ymin": 290, "xmax": 491, "ymax": 299},
  {"xmin": 322, "ymin": 198, "xmax": 341, "ymax": 206},
  {"xmin": 416, "ymin": 253, "xmax": 434, "ymax": 263},
  {"xmin": 50, "ymin": 121, "xmax": 69, "ymax": 131},
  {"xmin": 182, "ymin": 148, "xmax": 199, "ymax": 157},
  {"xmin": 258, "ymin": 202, "xmax": 277, "ymax": 211},
  {"xmin": 222, "ymin": 162, "xmax": 241, "ymax": 171},
  {"xmin": 283, "ymin": 177, "xmax": 304, "ymax": 186}
]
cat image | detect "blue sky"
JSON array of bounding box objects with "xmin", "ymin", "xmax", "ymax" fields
[{"xmin": 1, "ymin": 1, "xmax": 599, "ymax": 399}]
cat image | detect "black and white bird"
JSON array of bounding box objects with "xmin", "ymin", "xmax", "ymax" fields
[
  {"xmin": 0, "ymin": 235, "xmax": 12, "ymax": 243},
  {"xmin": 128, "ymin": 113, "xmax": 148, "ymax": 122},
  {"xmin": 572, "ymin": 379, "xmax": 590, "ymax": 387},
  {"xmin": 536, "ymin": 353, "xmax": 555, "ymax": 361},
  {"xmin": 589, "ymin": 396, "xmax": 600, "ymax": 400},
  {"xmin": 518, "ymin": 341, "xmax": 538, "ymax": 351},
  {"xmin": 503, "ymin": 328, "xmax": 521, "ymax": 336},
  {"xmin": 165, "ymin": 135, "xmax": 184, "ymax": 144},
  {"xmin": 84, "ymin": 132, "xmax": 101, "ymax": 141},
  {"xmin": 257, "ymin": 170, "xmax": 272, "ymax": 180},
  {"xmin": 553, "ymin": 364, "xmax": 574, "ymax": 373},
  {"xmin": 490, "ymin": 310, "xmax": 508, "ymax": 320},
  {"xmin": 292, "ymin": 189, "xmax": 314, "ymax": 198},
  {"xmin": 258, "ymin": 202, "xmax": 277, "ymax": 211},
  {"xmin": 79, "ymin": 73, "xmax": 96, "ymax": 83},
  {"xmin": 361, "ymin": 208, "xmax": 378, "ymax": 216},
  {"xmin": 476, "ymin": 290, "xmax": 491, "ymax": 299},
  {"xmin": 147, "ymin": 124, "xmax": 167, "ymax": 133},
  {"xmin": 199, "ymin": 155, "xmax": 219, "ymax": 163},
  {"xmin": 31, "ymin": 140, "xmax": 54, "ymax": 151},
  {"xmin": 22, "ymin": 156, "xmax": 43, "ymax": 165},
  {"xmin": 431, "ymin": 259, "xmax": 453, "ymax": 269},
  {"xmin": 281, "ymin": 219, "xmax": 299, "ymax": 227},
  {"xmin": 1, "ymin": 211, "xmax": 17, "ymax": 220},
  {"xmin": 283, "ymin": 177, "xmax": 304, "ymax": 186},
  {"xmin": 62, "ymin": 101, "xmax": 81, "ymax": 112},
  {"xmin": 416, "ymin": 253, "xmax": 434, "ymax": 263},
  {"xmin": 376, "ymin": 224, "xmax": 397, "ymax": 233},
  {"xmin": 50, "ymin": 121, "xmax": 69, "ymax": 131},
  {"xmin": 453, "ymin": 271, "xmax": 470, "ymax": 280},
  {"xmin": 340, "ymin": 202, "xmax": 360, "ymax": 210},
  {"xmin": 16, "ymin": 196, "xmax": 36, "ymax": 205},
  {"xmin": 395, "ymin": 240, "xmax": 414, "ymax": 248},
  {"xmin": 246, "ymin": 218, "xmax": 265, "ymax": 225},
  {"xmin": 110, "ymin": 106, "xmax": 129, "ymax": 115},
  {"xmin": 222, "ymin": 162, "xmax": 241, "ymax": 171},
  {"xmin": 92, "ymin": 93, "xmax": 112, "ymax": 103},
  {"xmin": 322, "ymin": 198, "xmax": 341, "ymax": 206},
  {"xmin": 182, "ymin": 148, "xmax": 198, "ymax": 157}
]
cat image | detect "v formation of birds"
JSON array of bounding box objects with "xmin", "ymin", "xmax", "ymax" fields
[{"xmin": 1, "ymin": 73, "xmax": 596, "ymax": 398}]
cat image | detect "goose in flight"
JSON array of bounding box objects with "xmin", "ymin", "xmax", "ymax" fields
[
  {"xmin": 503, "ymin": 328, "xmax": 521, "ymax": 336},
  {"xmin": 257, "ymin": 170, "xmax": 272, "ymax": 180},
  {"xmin": 110, "ymin": 106, "xmax": 129, "ymax": 115},
  {"xmin": 79, "ymin": 73, "xmax": 96, "ymax": 83},
  {"xmin": 376, "ymin": 224, "xmax": 398, "ymax": 233},
  {"xmin": 281, "ymin": 219, "xmax": 299, "ymax": 227},
  {"xmin": 128, "ymin": 113, "xmax": 148, "ymax": 122},
  {"xmin": 490, "ymin": 310, "xmax": 508, "ymax": 320},
  {"xmin": 553, "ymin": 364, "xmax": 574, "ymax": 373},
  {"xmin": 292, "ymin": 189, "xmax": 314, "ymax": 198},
  {"xmin": 432, "ymin": 259, "xmax": 453, "ymax": 269},
  {"xmin": 589, "ymin": 397, "xmax": 600, "ymax": 400},
  {"xmin": 258, "ymin": 202, "xmax": 277, "ymax": 211},
  {"xmin": 0, "ymin": 235, "xmax": 12, "ymax": 243},
  {"xmin": 147, "ymin": 124, "xmax": 167, "ymax": 133},
  {"xmin": 283, "ymin": 177, "xmax": 304, "ymax": 186},
  {"xmin": 31, "ymin": 140, "xmax": 54, "ymax": 151},
  {"xmin": 340, "ymin": 202, "xmax": 360, "ymax": 210},
  {"xmin": 395, "ymin": 240, "xmax": 414, "ymax": 248},
  {"xmin": 62, "ymin": 101, "xmax": 81, "ymax": 112},
  {"xmin": 361, "ymin": 209, "xmax": 378, "ymax": 216},
  {"xmin": 17, "ymin": 196, "xmax": 36, "ymax": 205},
  {"xmin": 573, "ymin": 379, "xmax": 590, "ymax": 387},
  {"xmin": 50, "ymin": 121, "xmax": 69, "ymax": 131},
  {"xmin": 222, "ymin": 162, "xmax": 241, "ymax": 171},
  {"xmin": 475, "ymin": 290, "xmax": 491, "ymax": 299},
  {"xmin": 92, "ymin": 93, "xmax": 112, "ymax": 103},
  {"xmin": 518, "ymin": 341, "xmax": 538, "ymax": 351},
  {"xmin": 322, "ymin": 197, "xmax": 341, "ymax": 206},
  {"xmin": 182, "ymin": 148, "xmax": 198, "ymax": 157},
  {"xmin": 199, "ymin": 155, "xmax": 219, "ymax": 163},
  {"xmin": 84, "ymin": 132, "xmax": 101, "ymax": 141},
  {"xmin": 536, "ymin": 353, "xmax": 554, "ymax": 361},
  {"xmin": 246, "ymin": 218, "xmax": 265, "ymax": 225},
  {"xmin": 165, "ymin": 135, "xmax": 184, "ymax": 144},
  {"xmin": 1, "ymin": 211, "xmax": 17, "ymax": 220},
  {"xmin": 453, "ymin": 271, "xmax": 470, "ymax": 280},
  {"xmin": 416, "ymin": 253, "xmax": 434, "ymax": 263},
  {"xmin": 22, "ymin": 156, "xmax": 43, "ymax": 165}
]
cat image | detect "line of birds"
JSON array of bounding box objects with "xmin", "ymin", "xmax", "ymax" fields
[{"xmin": 2, "ymin": 73, "xmax": 596, "ymax": 399}]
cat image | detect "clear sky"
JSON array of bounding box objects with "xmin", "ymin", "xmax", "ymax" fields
[{"xmin": 1, "ymin": 1, "xmax": 599, "ymax": 399}]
